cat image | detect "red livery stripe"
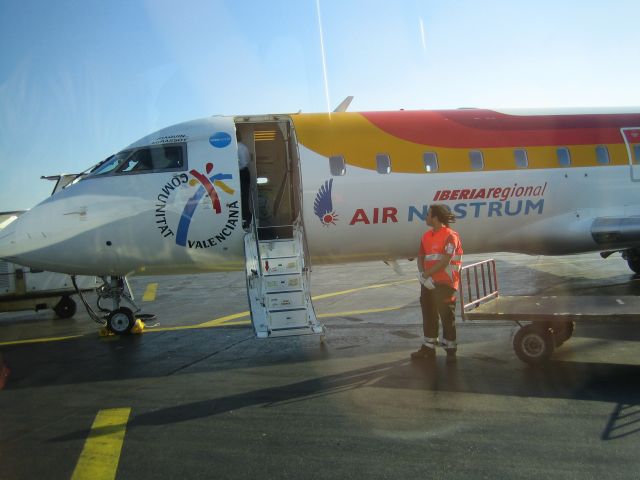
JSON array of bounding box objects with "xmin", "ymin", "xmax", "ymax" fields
[{"xmin": 361, "ymin": 110, "xmax": 640, "ymax": 148}]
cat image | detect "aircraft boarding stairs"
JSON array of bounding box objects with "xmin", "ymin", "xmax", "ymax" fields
[{"xmin": 243, "ymin": 225, "xmax": 324, "ymax": 338}]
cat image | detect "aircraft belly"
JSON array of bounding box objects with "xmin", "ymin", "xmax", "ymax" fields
[{"xmin": 591, "ymin": 216, "xmax": 640, "ymax": 248}]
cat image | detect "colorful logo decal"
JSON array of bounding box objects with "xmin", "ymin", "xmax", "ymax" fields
[
  {"xmin": 155, "ymin": 163, "xmax": 239, "ymax": 248},
  {"xmin": 209, "ymin": 132, "xmax": 232, "ymax": 148},
  {"xmin": 314, "ymin": 179, "xmax": 338, "ymax": 226}
]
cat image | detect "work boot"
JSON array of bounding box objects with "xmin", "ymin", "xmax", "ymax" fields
[
  {"xmin": 411, "ymin": 344, "xmax": 436, "ymax": 360},
  {"xmin": 445, "ymin": 349, "xmax": 457, "ymax": 364}
]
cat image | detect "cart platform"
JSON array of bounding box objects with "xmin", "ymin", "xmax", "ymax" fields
[
  {"xmin": 458, "ymin": 259, "xmax": 640, "ymax": 364},
  {"xmin": 463, "ymin": 295, "xmax": 640, "ymax": 323}
]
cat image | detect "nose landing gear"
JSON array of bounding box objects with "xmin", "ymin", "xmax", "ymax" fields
[
  {"xmin": 73, "ymin": 275, "xmax": 141, "ymax": 335},
  {"xmin": 96, "ymin": 277, "xmax": 139, "ymax": 334}
]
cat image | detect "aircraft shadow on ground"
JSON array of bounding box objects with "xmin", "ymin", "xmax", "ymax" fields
[
  {"xmin": 3, "ymin": 317, "xmax": 640, "ymax": 389},
  {"xmin": 48, "ymin": 354, "xmax": 640, "ymax": 443}
]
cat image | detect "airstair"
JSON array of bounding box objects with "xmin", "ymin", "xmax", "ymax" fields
[{"xmin": 243, "ymin": 225, "xmax": 324, "ymax": 338}]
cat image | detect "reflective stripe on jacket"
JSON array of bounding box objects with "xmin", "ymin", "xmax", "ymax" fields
[{"xmin": 420, "ymin": 227, "xmax": 463, "ymax": 290}]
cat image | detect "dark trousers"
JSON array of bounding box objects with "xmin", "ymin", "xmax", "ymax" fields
[
  {"xmin": 420, "ymin": 283, "xmax": 457, "ymax": 349},
  {"xmin": 240, "ymin": 167, "xmax": 251, "ymax": 225}
]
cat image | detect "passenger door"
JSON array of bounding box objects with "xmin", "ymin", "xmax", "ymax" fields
[{"xmin": 620, "ymin": 127, "xmax": 640, "ymax": 181}]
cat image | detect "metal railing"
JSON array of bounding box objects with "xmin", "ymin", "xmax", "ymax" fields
[{"xmin": 459, "ymin": 259, "xmax": 499, "ymax": 319}]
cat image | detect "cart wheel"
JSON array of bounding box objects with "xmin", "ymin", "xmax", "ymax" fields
[
  {"xmin": 53, "ymin": 295, "xmax": 77, "ymax": 319},
  {"xmin": 107, "ymin": 307, "xmax": 135, "ymax": 335},
  {"xmin": 553, "ymin": 321, "xmax": 575, "ymax": 347},
  {"xmin": 513, "ymin": 324, "xmax": 555, "ymax": 365}
]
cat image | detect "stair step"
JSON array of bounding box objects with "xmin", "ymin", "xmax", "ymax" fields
[
  {"xmin": 264, "ymin": 327, "xmax": 319, "ymax": 337},
  {"xmin": 261, "ymin": 258, "xmax": 300, "ymax": 275},
  {"xmin": 264, "ymin": 275, "xmax": 302, "ymax": 292},
  {"xmin": 259, "ymin": 240, "xmax": 298, "ymax": 257},
  {"xmin": 266, "ymin": 291, "xmax": 305, "ymax": 310},
  {"xmin": 268, "ymin": 309, "xmax": 309, "ymax": 329}
]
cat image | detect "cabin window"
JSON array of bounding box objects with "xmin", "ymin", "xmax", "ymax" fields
[
  {"xmin": 633, "ymin": 144, "xmax": 640, "ymax": 164},
  {"xmin": 329, "ymin": 155, "xmax": 346, "ymax": 176},
  {"xmin": 556, "ymin": 147, "xmax": 571, "ymax": 167},
  {"xmin": 423, "ymin": 152, "xmax": 438, "ymax": 172},
  {"xmin": 514, "ymin": 149, "xmax": 528, "ymax": 168},
  {"xmin": 376, "ymin": 154, "xmax": 391, "ymax": 174},
  {"xmin": 595, "ymin": 145, "xmax": 610, "ymax": 165},
  {"xmin": 88, "ymin": 144, "xmax": 186, "ymax": 177},
  {"xmin": 469, "ymin": 150, "xmax": 484, "ymax": 170}
]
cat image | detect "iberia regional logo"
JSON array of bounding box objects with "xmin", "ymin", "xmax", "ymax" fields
[
  {"xmin": 155, "ymin": 162, "xmax": 239, "ymax": 249},
  {"xmin": 314, "ymin": 179, "xmax": 338, "ymax": 226}
]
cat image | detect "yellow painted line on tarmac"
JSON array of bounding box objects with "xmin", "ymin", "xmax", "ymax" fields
[
  {"xmin": 71, "ymin": 408, "xmax": 131, "ymax": 480},
  {"xmin": 311, "ymin": 279, "xmax": 416, "ymax": 300},
  {"xmin": 192, "ymin": 279, "xmax": 416, "ymax": 328},
  {"xmin": 142, "ymin": 283, "xmax": 158, "ymax": 302},
  {"xmin": 216, "ymin": 320, "xmax": 251, "ymax": 326},
  {"xmin": 147, "ymin": 325, "xmax": 202, "ymax": 332},
  {"xmin": 168, "ymin": 304, "xmax": 407, "ymax": 330},
  {"xmin": 0, "ymin": 279, "xmax": 416, "ymax": 343},
  {"xmin": 0, "ymin": 335, "xmax": 83, "ymax": 347},
  {"xmin": 197, "ymin": 311, "xmax": 251, "ymax": 327},
  {"xmin": 202, "ymin": 305, "xmax": 406, "ymax": 323},
  {"xmin": 318, "ymin": 305, "xmax": 405, "ymax": 317}
]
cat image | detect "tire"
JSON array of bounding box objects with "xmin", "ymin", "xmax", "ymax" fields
[
  {"xmin": 553, "ymin": 321, "xmax": 575, "ymax": 347},
  {"xmin": 627, "ymin": 256, "xmax": 640, "ymax": 275},
  {"xmin": 513, "ymin": 324, "xmax": 555, "ymax": 365},
  {"xmin": 53, "ymin": 296, "xmax": 77, "ymax": 319},
  {"xmin": 107, "ymin": 307, "xmax": 135, "ymax": 335}
]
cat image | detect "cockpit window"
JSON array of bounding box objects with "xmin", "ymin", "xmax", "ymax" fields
[
  {"xmin": 90, "ymin": 152, "xmax": 130, "ymax": 176},
  {"xmin": 87, "ymin": 145, "xmax": 186, "ymax": 177},
  {"xmin": 118, "ymin": 149, "xmax": 153, "ymax": 172}
]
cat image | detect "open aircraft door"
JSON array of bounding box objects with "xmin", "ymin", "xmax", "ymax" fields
[
  {"xmin": 236, "ymin": 117, "xmax": 324, "ymax": 338},
  {"xmin": 621, "ymin": 127, "xmax": 640, "ymax": 181}
]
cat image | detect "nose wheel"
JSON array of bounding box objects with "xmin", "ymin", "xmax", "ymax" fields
[
  {"xmin": 107, "ymin": 307, "xmax": 135, "ymax": 335},
  {"xmin": 72, "ymin": 275, "xmax": 144, "ymax": 335}
]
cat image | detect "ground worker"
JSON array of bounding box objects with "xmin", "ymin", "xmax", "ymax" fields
[{"xmin": 411, "ymin": 204, "xmax": 463, "ymax": 363}]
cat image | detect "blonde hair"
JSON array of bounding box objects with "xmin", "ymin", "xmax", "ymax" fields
[{"xmin": 430, "ymin": 204, "xmax": 456, "ymax": 225}]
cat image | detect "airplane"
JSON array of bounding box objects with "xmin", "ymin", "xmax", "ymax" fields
[
  {"xmin": 0, "ymin": 212, "xmax": 99, "ymax": 319},
  {"xmin": 0, "ymin": 103, "xmax": 639, "ymax": 339}
]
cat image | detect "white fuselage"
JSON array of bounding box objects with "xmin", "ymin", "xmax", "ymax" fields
[{"xmin": 1, "ymin": 110, "xmax": 639, "ymax": 277}]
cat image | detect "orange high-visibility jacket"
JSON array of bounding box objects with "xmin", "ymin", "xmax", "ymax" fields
[{"xmin": 419, "ymin": 227, "xmax": 463, "ymax": 290}]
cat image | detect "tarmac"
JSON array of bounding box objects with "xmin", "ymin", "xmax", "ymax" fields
[{"xmin": 1, "ymin": 252, "xmax": 639, "ymax": 479}]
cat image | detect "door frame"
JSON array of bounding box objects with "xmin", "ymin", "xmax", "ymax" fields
[{"xmin": 620, "ymin": 127, "xmax": 640, "ymax": 181}]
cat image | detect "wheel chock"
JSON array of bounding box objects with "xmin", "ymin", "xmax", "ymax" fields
[{"xmin": 131, "ymin": 318, "xmax": 145, "ymax": 334}]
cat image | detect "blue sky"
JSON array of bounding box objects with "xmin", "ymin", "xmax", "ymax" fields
[{"xmin": 1, "ymin": 0, "xmax": 640, "ymax": 210}]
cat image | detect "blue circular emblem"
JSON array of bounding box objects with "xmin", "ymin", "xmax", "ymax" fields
[{"xmin": 209, "ymin": 132, "xmax": 232, "ymax": 148}]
